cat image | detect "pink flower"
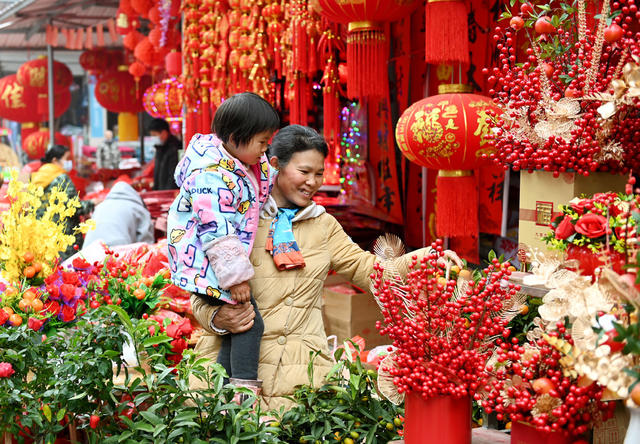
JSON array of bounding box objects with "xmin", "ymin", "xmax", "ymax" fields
[{"xmin": 0, "ymin": 362, "xmax": 14, "ymax": 377}]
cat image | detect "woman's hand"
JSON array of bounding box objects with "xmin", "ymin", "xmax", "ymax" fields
[{"xmin": 212, "ymin": 301, "xmax": 255, "ymax": 333}]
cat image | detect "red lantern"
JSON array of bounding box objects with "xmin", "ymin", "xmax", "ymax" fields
[
  {"xmin": 16, "ymin": 58, "xmax": 73, "ymax": 93},
  {"xmin": 148, "ymin": 6, "xmax": 160, "ymax": 24},
  {"xmin": 22, "ymin": 129, "xmax": 70, "ymax": 160},
  {"xmin": 0, "ymin": 75, "xmax": 71, "ymax": 123},
  {"xmin": 312, "ymin": 0, "xmax": 419, "ymax": 99},
  {"xmin": 95, "ymin": 68, "xmax": 151, "ymax": 113},
  {"xmin": 134, "ymin": 38, "xmax": 166, "ymax": 67},
  {"xmin": 123, "ymin": 30, "xmax": 145, "ymax": 51},
  {"xmin": 130, "ymin": 0, "xmax": 153, "ymax": 18},
  {"xmin": 165, "ymin": 51, "xmax": 182, "ymax": 77},
  {"xmin": 143, "ymin": 78, "xmax": 183, "ymax": 133},
  {"xmin": 79, "ymin": 49, "xmax": 109, "ymax": 74},
  {"xmin": 395, "ymin": 86, "xmax": 500, "ymax": 238}
]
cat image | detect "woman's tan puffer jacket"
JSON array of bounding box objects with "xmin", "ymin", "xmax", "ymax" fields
[{"xmin": 190, "ymin": 202, "xmax": 421, "ymax": 410}]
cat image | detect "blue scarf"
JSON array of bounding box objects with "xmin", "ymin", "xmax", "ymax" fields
[{"xmin": 265, "ymin": 208, "xmax": 305, "ymax": 270}]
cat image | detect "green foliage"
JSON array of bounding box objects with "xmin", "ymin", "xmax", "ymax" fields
[{"xmin": 273, "ymin": 349, "xmax": 404, "ymax": 444}]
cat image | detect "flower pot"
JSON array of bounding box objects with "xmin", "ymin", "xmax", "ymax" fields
[
  {"xmin": 566, "ymin": 244, "xmax": 625, "ymax": 278},
  {"xmin": 510, "ymin": 421, "xmax": 572, "ymax": 444},
  {"xmin": 404, "ymin": 393, "xmax": 471, "ymax": 444},
  {"xmin": 625, "ymin": 406, "xmax": 640, "ymax": 444}
]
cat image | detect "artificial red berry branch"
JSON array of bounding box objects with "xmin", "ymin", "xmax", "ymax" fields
[{"xmin": 373, "ymin": 240, "xmax": 521, "ymax": 400}]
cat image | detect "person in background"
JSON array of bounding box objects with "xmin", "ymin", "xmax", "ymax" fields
[
  {"xmin": 31, "ymin": 145, "xmax": 94, "ymax": 260},
  {"xmin": 83, "ymin": 181, "xmax": 154, "ymax": 248},
  {"xmin": 95, "ymin": 129, "xmax": 121, "ymax": 170},
  {"xmin": 148, "ymin": 118, "xmax": 180, "ymax": 190}
]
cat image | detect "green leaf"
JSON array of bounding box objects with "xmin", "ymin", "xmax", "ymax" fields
[
  {"xmin": 134, "ymin": 422, "xmax": 155, "ymax": 433},
  {"xmin": 42, "ymin": 404, "xmax": 52, "ymax": 422},
  {"xmin": 140, "ymin": 411, "xmax": 162, "ymax": 426},
  {"xmin": 142, "ymin": 336, "xmax": 173, "ymax": 347},
  {"xmin": 56, "ymin": 408, "xmax": 66, "ymax": 422}
]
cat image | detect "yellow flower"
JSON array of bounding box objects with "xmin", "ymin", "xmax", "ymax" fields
[{"xmin": 0, "ymin": 172, "xmax": 93, "ymax": 286}]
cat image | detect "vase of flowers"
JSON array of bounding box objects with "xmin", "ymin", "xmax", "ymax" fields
[
  {"xmin": 372, "ymin": 238, "xmax": 523, "ymax": 444},
  {"xmin": 543, "ymin": 191, "xmax": 636, "ymax": 277}
]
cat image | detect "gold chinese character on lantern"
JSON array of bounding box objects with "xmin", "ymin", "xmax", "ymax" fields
[
  {"xmin": 410, "ymin": 106, "xmax": 460, "ymax": 160},
  {"xmin": 1, "ymin": 83, "xmax": 26, "ymax": 109},
  {"xmin": 30, "ymin": 67, "xmax": 46, "ymax": 88}
]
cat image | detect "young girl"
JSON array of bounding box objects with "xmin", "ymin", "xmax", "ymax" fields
[{"xmin": 167, "ymin": 92, "xmax": 280, "ymax": 390}]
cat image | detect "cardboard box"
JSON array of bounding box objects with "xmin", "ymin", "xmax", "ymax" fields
[
  {"xmin": 519, "ymin": 171, "xmax": 628, "ymax": 251},
  {"xmin": 322, "ymin": 275, "xmax": 388, "ymax": 349}
]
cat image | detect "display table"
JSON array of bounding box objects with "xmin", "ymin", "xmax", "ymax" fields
[{"xmin": 389, "ymin": 427, "xmax": 510, "ymax": 444}]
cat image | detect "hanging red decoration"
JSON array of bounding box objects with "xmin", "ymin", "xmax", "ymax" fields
[
  {"xmin": 16, "ymin": 57, "xmax": 73, "ymax": 93},
  {"xmin": 95, "ymin": 68, "xmax": 151, "ymax": 113},
  {"xmin": 165, "ymin": 51, "xmax": 182, "ymax": 77},
  {"xmin": 148, "ymin": 6, "xmax": 161, "ymax": 25},
  {"xmin": 143, "ymin": 77, "xmax": 183, "ymax": 134},
  {"xmin": 395, "ymin": 86, "xmax": 500, "ymax": 238},
  {"xmin": 115, "ymin": 8, "xmax": 138, "ymax": 35},
  {"xmin": 134, "ymin": 38, "xmax": 166, "ymax": 67},
  {"xmin": 22, "ymin": 129, "xmax": 70, "ymax": 160},
  {"xmin": 79, "ymin": 49, "xmax": 109, "ymax": 74},
  {"xmin": 123, "ymin": 30, "xmax": 145, "ymax": 51},
  {"xmin": 148, "ymin": 27, "xmax": 179, "ymax": 50},
  {"xmin": 128, "ymin": 61, "xmax": 146, "ymax": 80},
  {"xmin": 425, "ymin": 0, "xmax": 469, "ymax": 65},
  {"xmin": 312, "ymin": 0, "xmax": 419, "ymax": 99},
  {"xmin": 0, "ymin": 75, "xmax": 71, "ymax": 123},
  {"xmin": 130, "ymin": 0, "xmax": 153, "ymax": 19},
  {"xmin": 118, "ymin": 0, "xmax": 136, "ymax": 16}
]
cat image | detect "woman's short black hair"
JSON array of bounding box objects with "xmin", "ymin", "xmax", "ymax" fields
[
  {"xmin": 41, "ymin": 144, "xmax": 69, "ymax": 163},
  {"xmin": 268, "ymin": 125, "xmax": 328, "ymax": 166},
  {"xmin": 148, "ymin": 118, "xmax": 170, "ymax": 133},
  {"xmin": 212, "ymin": 92, "xmax": 280, "ymax": 146}
]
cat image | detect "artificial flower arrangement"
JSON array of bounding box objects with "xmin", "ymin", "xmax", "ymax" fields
[
  {"xmin": 487, "ymin": 0, "xmax": 640, "ymax": 175},
  {"xmin": 371, "ymin": 238, "xmax": 523, "ymax": 406},
  {"xmin": 542, "ymin": 183, "xmax": 639, "ymax": 275},
  {"xmin": 481, "ymin": 330, "xmax": 616, "ymax": 437}
]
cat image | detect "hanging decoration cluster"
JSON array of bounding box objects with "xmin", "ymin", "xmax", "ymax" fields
[
  {"xmin": 181, "ymin": 0, "xmax": 324, "ymax": 129},
  {"xmin": 311, "ymin": 0, "xmax": 419, "ymax": 99}
]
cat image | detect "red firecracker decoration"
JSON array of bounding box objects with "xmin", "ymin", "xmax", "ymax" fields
[
  {"xmin": 95, "ymin": 68, "xmax": 151, "ymax": 113},
  {"xmin": 425, "ymin": 0, "xmax": 469, "ymax": 65},
  {"xmin": 0, "ymin": 75, "xmax": 70, "ymax": 123},
  {"xmin": 165, "ymin": 51, "xmax": 182, "ymax": 77},
  {"xmin": 312, "ymin": 0, "xmax": 419, "ymax": 99},
  {"xmin": 16, "ymin": 58, "xmax": 73, "ymax": 93},
  {"xmin": 395, "ymin": 86, "xmax": 500, "ymax": 238},
  {"xmin": 23, "ymin": 129, "xmax": 70, "ymax": 160}
]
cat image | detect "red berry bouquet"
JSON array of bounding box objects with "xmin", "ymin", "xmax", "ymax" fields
[
  {"xmin": 372, "ymin": 239, "xmax": 523, "ymax": 403},
  {"xmin": 542, "ymin": 180, "xmax": 639, "ymax": 275},
  {"xmin": 482, "ymin": 328, "xmax": 616, "ymax": 437},
  {"xmin": 486, "ymin": 0, "xmax": 640, "ymax": 175}
]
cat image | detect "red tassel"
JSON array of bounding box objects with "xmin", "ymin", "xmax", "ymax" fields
[
  {"xmin": 346, "ymin": 28, "xmax": 386, "ymax": 99},
  {"xmin": 308, "ymin": 36, "xmax": 317, "ymax": 74},
  {"xmin": 425, "ymin": 0, "xmax": 470, "ymax": 65},
  {"xmin": 435, "ymin": 172, "xmax": 478, "ymax": 238}
]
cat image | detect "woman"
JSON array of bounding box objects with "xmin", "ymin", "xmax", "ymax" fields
[
  {"xmin": 190, "ymin": 125, "xmax": 460, "ymax": 410},
  {"xmin": 31, "ymin": 145, "xmax": 94, "ymax": 259}
]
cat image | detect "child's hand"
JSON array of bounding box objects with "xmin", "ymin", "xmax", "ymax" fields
[{"xmin": 229, "ymin": 281, "xmax": 251, "ymax": 303}]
